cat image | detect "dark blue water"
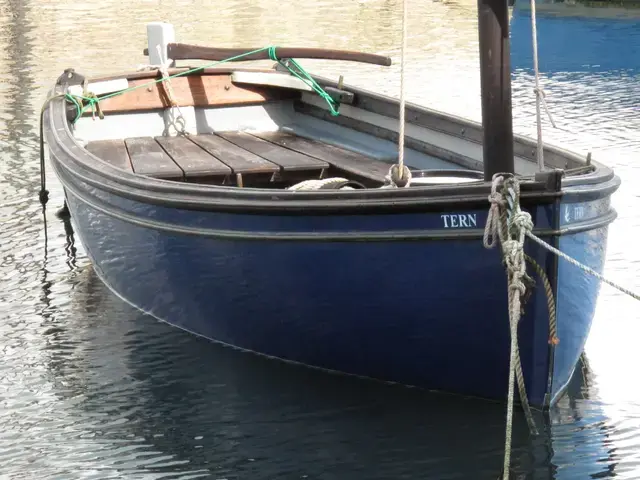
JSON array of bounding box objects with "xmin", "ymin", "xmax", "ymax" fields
[{"xmin": 1, "ymin": 1, "xmax": 639, "ymax": 478}]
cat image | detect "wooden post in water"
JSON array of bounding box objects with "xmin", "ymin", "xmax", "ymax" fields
[{"xmin": 477, "ymin": 0, "xmax": 515, "ymax": 180}]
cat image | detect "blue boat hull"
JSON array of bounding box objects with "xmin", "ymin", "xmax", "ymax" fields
[{"xmin": 56, "ymin": 166, "xmax": 614, "ymax": 407}]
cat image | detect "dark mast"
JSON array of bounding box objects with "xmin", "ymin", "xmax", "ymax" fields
[{"xmin": 477, "ymin": 0, "xmax": 515, "ymax": 180}]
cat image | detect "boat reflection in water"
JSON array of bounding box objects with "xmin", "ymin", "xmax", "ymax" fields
[{"xmin": 35, "ymin": 244, "xmax": 618, "ymax": 479}]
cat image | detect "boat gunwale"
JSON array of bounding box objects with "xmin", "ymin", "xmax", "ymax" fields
[
  {"xmin": 44, "ymin": 69, "xmax": 620, "ymax": 216},
  {"xmin": 54, "ymin": 157, "xmax": 618, "ymax": 241}
]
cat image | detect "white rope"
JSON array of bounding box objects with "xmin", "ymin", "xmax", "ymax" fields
[
  {"xmin": 525, "ymin": 231, "xmax": 640, "ymax": 302},
  {"xmin": 158, "ymin": 64, "xmax": 187, "ymax": 136},
  {"xmin": 530, "ymin": 0, "xmax": 557, "ymax": 171},
  {"xmin": 398, "ymin": 0, "xmax": 408, "ymax": 175},
  {"xmin": 287, "ymin": 177, "xmax": 354, "ymax": 191},
  {"xmin": 496, "ymin": 175, "xmax": 640, "ymax": 302},
  {"xmin": 386, "ymin": 0, "xmax": 412, "ymax": 188},
  {"xmin": 136, "ymin": 46, "xmax": 187, "ymax": 136}
]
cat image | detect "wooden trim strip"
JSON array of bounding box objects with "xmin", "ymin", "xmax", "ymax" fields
[
  {"xmin": 82, "ymin": 73, "xmax": 299, "ymax": 115},
  {"xmin": 163, "ymin": 43, "xmax": 392, "ymax": 66}
]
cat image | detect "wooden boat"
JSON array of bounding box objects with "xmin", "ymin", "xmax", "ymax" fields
[{"xmin": 41, "ymin": 6, "xmax": 619, "ymax": 409}]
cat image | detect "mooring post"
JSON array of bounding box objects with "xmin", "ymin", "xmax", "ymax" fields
[
  {"xmin": 477, "ymin": 0, "xmax": 515, "ymax": 180},
  {"xmin": 147, "ymin": 22, "xmax": 176, "ymax": 67}
]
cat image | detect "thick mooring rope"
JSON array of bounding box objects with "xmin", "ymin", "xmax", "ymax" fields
[
  {"xmin": 484, "ymin": 174, "xmax": 539, "ymax": 480},
  {"xmin": 485, "ymin": 172, "xmax": 640, "ymax": 478}
]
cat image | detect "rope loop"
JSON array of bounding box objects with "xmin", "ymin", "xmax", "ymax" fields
[
  {"xmin": 483, "ymin": 174, "xmax": 506, "ymax": 249},
  {"xmin": 385, "ymin": 164, "xmax": 412, "ymax": 188}
]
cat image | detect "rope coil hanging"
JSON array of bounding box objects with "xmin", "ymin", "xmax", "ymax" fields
[{"xmin": 484, "ymin": 174, "xmax": 540, "ymax": 480}]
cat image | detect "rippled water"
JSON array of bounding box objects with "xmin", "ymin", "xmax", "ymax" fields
[{"xmin": 1, "ymin": 0, "xmax": 639, "ymax": 478}]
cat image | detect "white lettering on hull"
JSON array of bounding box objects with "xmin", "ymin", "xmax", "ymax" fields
[
  {"xmin": 441, "ymin": 214, "xmax": 478, "ymax": 228},
  {"xmin": 564, "ymin": 204, "xmax": 587, "ymax": 223}
]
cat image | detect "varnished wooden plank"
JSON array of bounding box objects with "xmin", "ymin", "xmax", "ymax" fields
[
  {"xmin": 217, "ymin": 132, "xmax": 328, "ymax": 172},
  {"xmin": 155, "ymin": 136, "xmax": 231, "ymax": 178},
  {"xmin": 125, "ymin": 137, "xmax": 183, "ymax": 179},
  {"xmin": 86, "ymin": 74, "xmax": 298, "ymax": 116},
  {"xmin": 188, "ymin": 134, "xmax": 280, "ymax": 175},
  {"xmin": 251, "ymin": 131, "xmax": 391, "ymax": 183},
  {"xmin": 165, "ymin": 43, "xmax": 392, "ymax": 66},
  {"xmin": 85, "ymin": 139, "xmax": 133, "ymax": 172}
]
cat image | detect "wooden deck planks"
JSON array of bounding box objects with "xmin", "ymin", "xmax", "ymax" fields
[
  {"xmin": 188, "ymin": 134, "xmax": 279, "ymax": 175},
  {"xmin": 85, "ymin": 139, "xmax": 133, "ymax": 172},
  {"xmin": 251, "ymin": 131, "xmax": 391, "ymax": 183},
  {"xmin": 217, "ymin": 131, "xmax": 329, "ymax": 173},
  {"xmin": 125, "ymin": 137, "xmax": 184, "ymax": 179},
  {"xmin": 86, "ymin": 131, "xmax": 392, "ymax": 185},
  {"xmin": 155, "ymin": 135, "xmax": 232, "ymax": 179}
]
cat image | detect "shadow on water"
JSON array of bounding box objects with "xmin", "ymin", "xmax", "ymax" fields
[{"xmin": 30, "ymin": 214, "xmax": 618, "ymax": 479}]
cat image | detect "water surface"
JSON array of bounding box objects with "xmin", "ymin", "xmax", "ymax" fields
[{"xmin": 1, "ymin": 0, "xmax": 639, "ymax": 478}]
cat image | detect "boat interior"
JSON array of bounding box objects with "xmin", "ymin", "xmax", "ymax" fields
[{"xmin": 68, "ymin": 64, "xmax": 595, "ymax": 191}]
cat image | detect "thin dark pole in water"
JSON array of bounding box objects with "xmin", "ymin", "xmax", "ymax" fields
[{"xmin": 477, "ymin": 0, "xmax": 515, "ymax": 180}]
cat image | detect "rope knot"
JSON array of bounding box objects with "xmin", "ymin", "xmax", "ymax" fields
[
  {"xmin": 384, "ymin": 164, "xmax": 412, "ymax": 188},
  {"xmin": 510, "ymin": 210, "xmax": 533, "ymax": 234},
  {"xmin": 503, "ymin": 239, "xmax": 525, "ymax": 273},
  {"xmin": 509, "ymin": 277, "xmax": 527, "ymax": 296}
]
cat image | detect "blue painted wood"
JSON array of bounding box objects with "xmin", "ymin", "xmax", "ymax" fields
[{"xmin": 55, "ymin": 165, "xmax": 614, "ymax": 407}]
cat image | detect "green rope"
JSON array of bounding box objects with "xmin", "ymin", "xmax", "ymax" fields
[
  {"xmin": 64, "ymin": 45, "xmax": 340, "ymax": 121},
  {"xmin": 267, "ymin": 47, "xmax": 340, "ymax": 116}
]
